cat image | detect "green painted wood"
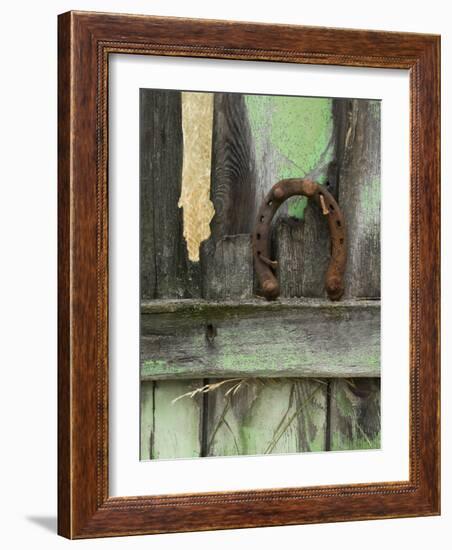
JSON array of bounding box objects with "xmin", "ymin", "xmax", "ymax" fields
[
  {"xmin": 328, "ymin": 98, "xmax": 381, "ymax": 451},
  {"xmin": 244, "ymin": 94, "xmax": 334, "ymax": 220},
  {"xmin": 205, "ymin": 379, "xmax": 327, "ymax": 456},
  {"xmin": 329, "ymin": 379, "xmax": 381, "ymax": 450},
  {"xmin": 141, "ymin": 299, "xmax": 380, "ymax": 379},
  {"xmin": 140, "ymin": 381, "xmax": 154, "ymax": 460},
  {"xmin": 151, "ymin": 380, "xmax": 204, "ymax": 459}
]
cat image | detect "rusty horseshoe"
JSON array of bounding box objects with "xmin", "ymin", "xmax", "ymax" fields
[{"xmin": 252, "ymin": 178, "xmax": 346, "ymax": 301}]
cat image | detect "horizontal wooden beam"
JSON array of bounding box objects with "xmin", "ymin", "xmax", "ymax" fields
[{"xmin": 141, "ymin": 299, "xmax": 380, "ymax": 379}]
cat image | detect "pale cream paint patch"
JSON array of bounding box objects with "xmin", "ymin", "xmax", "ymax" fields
[{"xmin": 179, "ymin": 92, "xmax": 215, "ymax": 261}]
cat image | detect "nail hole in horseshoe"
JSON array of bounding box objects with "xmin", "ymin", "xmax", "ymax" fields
[
  {"xmin": 329, "ymin": 204, "xmax": 335, "ymax": 212},
  {"xmin": 256, "ymin": 233, "xmax": 261, "ymax": 240},
  {"xmin": 340, "ymin": 238, "xmax": 344, "ymax": 244},
  {"xmin": 336, "ymin": 220, "xmax": 341, "ymax": 227},
  {"xmin": 260, "ymin": 215, "xmax": 265, "ymax": 222},
  {"xmin": 267, "ymin": 200, "xmax": 273, "ymax": 206}
]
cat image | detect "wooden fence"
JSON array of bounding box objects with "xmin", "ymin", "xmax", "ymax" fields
[{"xmin": 139, "ymin": 90, "xmax": 381, "ymax": 459}]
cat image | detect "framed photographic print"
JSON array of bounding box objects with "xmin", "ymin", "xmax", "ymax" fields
[{"xmin": 58, "ymin": 11, "xmax": 440, "ymax": 538}]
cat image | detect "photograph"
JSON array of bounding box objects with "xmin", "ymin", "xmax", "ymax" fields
[{"xmin": 139, "ymin": 89, "xmax": 381, "ymax": 460}]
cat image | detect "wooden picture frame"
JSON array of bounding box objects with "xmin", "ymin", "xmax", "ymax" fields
[{"xmin": 58, "ymin": 10, "xmax": 440, "ymax": 538}]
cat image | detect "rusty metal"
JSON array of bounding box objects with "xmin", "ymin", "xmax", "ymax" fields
[{"xmin": 252, "ymin": 178, "xmax": 347, "ymax": 301}]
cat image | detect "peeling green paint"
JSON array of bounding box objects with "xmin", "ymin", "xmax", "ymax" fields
[
  {"xmin": 245, "ymin": 95, "xmax": 334, "ymax": 219},
  {"xmin": 206, "ymin": 379, "xmax": 327, "ymax": 456},
  {"xmin": 141, "ymin": 345, "xmax": 380, "ymax": 379},
  {"xmin": 245, "ymin": 95, "xmax": 333, "ymax": 176},
  {"xmin": 151, "ymin": 380, "xmax": 203, "ymax": 459}
]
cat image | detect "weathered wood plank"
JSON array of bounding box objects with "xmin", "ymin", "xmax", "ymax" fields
[
  {"xmin": 139, "ymin": 380, "xmax": 154, "ymax": 460},
  {"xmin": 329, "ymin": 378, "xmax": 381, "ymax": 450},
  {"xmin": 200, "ymin": 234, "xmax": 253, "ymax": 300},
  {"xmin": 209, "ymin": 93, "xmax": 257, "ymax": 241},
  {"xmin": 274, "ymin": 217, "xmax": 304, "ymax": 298},
  {"xmin": 336, "ymin": 99, "xmax": 381, "ymax": 298},
  {"xmin": 301, "ymin": 200, "xmax": 332, "ymax": 297},
  {"xmin": 328, "ymin": 99, "xmax": 381, "ymax": 451},
  {"xmin": 150, "ymin": 380, "xmax": 204, "ymax": 459},
  {"xmin": 141, "ymin": 300, "xmax": 380, "ymax": 379},
  {"xmin": 139, "ymin": 89, "xmax": 200, "ymax": 299},
  {"xmin": 205, "ymin": 379, "xmax": 327, "ymax": 456},
  {"xmin": 140, "ymin": 90, "xmax": 205, "ymax": 461}
]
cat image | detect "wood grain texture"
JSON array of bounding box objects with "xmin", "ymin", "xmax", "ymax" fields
[
  {"xmin": 200, "ymin": 234, "xmax": 254, "ymax": 300},
  {"xmin": 337, "ymin": 99, "xmax": 381, "ymax": 298},
  {"xmin": 57, "ymin": 11, "xmax": 72, "ymax": 538},
  {"xmin": 140, "ymin": 89, "xmax": 206, "ymax": 458},
  {"xmin": 274, "ymin": 217, "xmax": 305, "ymax": 297},
  {"xmin": 140, "ymin": 381, "xmax": 154, "ymax": 460},
  {"xmin": 327, "ymin": 98, "xmax": 381, "ymax": 447},
  {"xmin": 208, "ymin": 93, "xmax": 257, "ymax": 240},
  {"xmin": 141, "ymin": 300, "xmax": 380, "ymax": 378},
  {"xmin": 205, "ymin": 379, "xmax": 327, "ymax": 456},
  {"xmin": 58, "ymin": 11, "xmax": 440, "ymax": 538},
  {"xmin": 140, "ymin": 89, "xmax": 200, "ymax": 299},
  {"xmin": 329, "ymin": 379, "xmax": 381, "ymax": 450},
  {"xmin": 151, "ymin": 380, "xmax": 204, "ymax": 459}
]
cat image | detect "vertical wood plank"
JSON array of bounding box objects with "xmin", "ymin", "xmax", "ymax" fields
[
  {"xmin": 298, "ymin": 101, "xmax": 343, "ymax": 297},
  {"xmin": 209, "ymin": 93, "xmax": 258, "ymax": 241},
  {"xmin": 300, "ymin": 202, "xmax": 332, "ymax": 297},
  {"xmin": 329, "ymin": 98, "xmax": 381, "ymax": 450},
  {"xmin": 206, "ymin": 379, "xmax": 327, "ymax": 456},
  {"xmin": 294, "ymin": 380, "xmax": 329, "ymax": 452},
  {"xmin": 337, "ymin": 99, "xmax": 381, "ymax": 298},
  {"xmin": 200, "ymin": 234, "xmax": 254, "ymax": 300},
  {"xmin": 274, "ymin": 218, "xmax": 304, "ymax": 298},
  {"xmin": 152, "ymin": 380, "xmax": 204, "ymax": 459},
  {"xmin": 140, "ymin": 90, "xmax": 205, "ymax": 460},
  {"xmin": 273, "ymin": 221, "xmax": 328, "ymax": 454},
  {"xmin": 140, "ymin": 381, "xmax": 154, "ymax": 460},
  {"xmin": 329, "ymin": 379, "xmax": 381, "ymax": 450},
  {"xmin": 199, "ymin": 92, "xmax": 258, "ymax": 299},
  {"xmin": 140, "ymin": 89, "xmax": 200, "ymax": 299}
]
